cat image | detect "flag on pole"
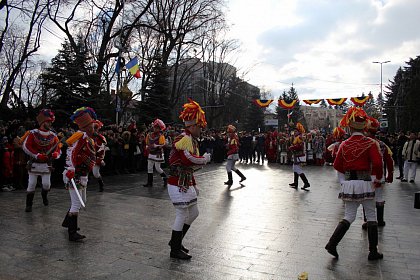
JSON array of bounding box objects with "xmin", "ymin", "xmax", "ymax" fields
[{"xmin": 125, "ymin": 57, "xmax": 141, "ymax": 78}]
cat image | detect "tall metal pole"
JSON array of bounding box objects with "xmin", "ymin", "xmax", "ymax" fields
[{"xmin": 372, "ymin": 60, "xmax": 390, "ymax": 97}]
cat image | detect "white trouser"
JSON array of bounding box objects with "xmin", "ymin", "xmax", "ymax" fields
[
  {"xmin": 226, "ymin": 159, "xmax": 238, "ymax": 172},
  {"xmin": 344, "ymin": 199, "xmax": 376, "ymax": 224},
  {"xmin": 375, "ymin": 187, "xmax": 384, "ymax": 204},
  {"xmin": 292, "ymin": 164, "xmax": 304, "ymax": 175},
  {"xmin": 69, "ymin": 187, "xmax": 86, "ymax": 213},
  {"xmin": 403, "ymin": 160, "xmax": 417, "ymax": 181},
  {"xmin": 27, "ymin": 172, "xmax": 51, "ymax": 192},
  {"xmin": 92, "ymin": 164, "xmax": 101, "ymax": 178},
  {"xmin": 172, "ymin": 204, "xmax": 199, "ymax": 231},
  {"xmin": 280, "ymin": 152, "xmax": 287, "ymax": 164},
  {"xmin": 147, "ymin": 160, "xmax": 163, "ymax": 174}
]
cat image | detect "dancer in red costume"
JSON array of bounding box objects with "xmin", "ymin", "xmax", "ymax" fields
[
  {"xmin": 62, "ymin": 107, "xmax": 97, "ymax": 241},
  {"xmin": 21, "ymin": 109, "xmax": 61, "ymax": 212},
  {"xmin": 92, "ymin": 120, "xmax": 107, "ymax": 192},
  {"xmin": 325, "ymin": 107, "xmax": 384, "ymax": 261},
  {"xmin": 224, "ymin": 124, "xmax": 246, "ymax": 186},
  {"xmin": 143, "ymin": 119, "xmax": 168, "ymax": 187},
  {"xmin": 361, "ymin": 116, "xmax": 393, "ymax": 229},
  {"xmin": 288, "ymin": 122, "xmax": 310, "ymax": 190},
  {"xmin": 167, "ymin": 99, "xmax": 211, "ymax": 259}
]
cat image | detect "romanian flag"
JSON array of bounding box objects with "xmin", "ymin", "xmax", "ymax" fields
[
  {"xmin": 125, "ymin": 57, "xmax": 141, "ymax": 78},
  {"xmin": 326, "ymin": 98, "xmax": 347, "ymax": 106},
  {"xmin": 303, "ymin": 99, "xmax": 322, "ymax": 105},
  {"xmin": 253, "ymin": 99, "xmax": 273, "ymax": 108},
  {"xmin": 350, "ymin": 96, "xmax": 370, "ymax": 106},
  {"xmin": 278, "ymin": 99, "xmax": 298, "ymax": 109}
]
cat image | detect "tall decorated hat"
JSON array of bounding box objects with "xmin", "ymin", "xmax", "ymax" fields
[
  {"xmin": 152, "ymin": 118, "xmax": 166, "ymax": 131},
  {"xmin": 227, "ymin": 124, "xmax": 236, "ymax": 133},
  {"xmin": 36, "ymin": 109, "xmax": 55, "ymax": 126},
  {"xmin": 179, "ymin": 98, "xmax": 207, "ymax": 128},
  {"xmin": 339, "ymin": 106, "xmax": 368, "ymax": 130},
  {"xmin": 333, "ymin": 127, "xmax": 345, "ymax": 139},
  {"xmin": 365, "ymin": 116, "xmax": 380, "ymax": 134},
  {"xmin": 70, "ymin": 107, "xmax": 97, "ymax": 129}
]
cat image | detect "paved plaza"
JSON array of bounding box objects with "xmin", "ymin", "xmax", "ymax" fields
[{"xmin": 1, "ymin": 162, "xmax": 420, "ymax": 280}]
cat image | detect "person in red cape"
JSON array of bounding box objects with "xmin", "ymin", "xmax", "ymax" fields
[
  {"xmin": 224, "ymin": 124, "xmax": 246, "ymax": 186},
  {"xmin": 167, "ymin": 99, "xmax": 211, "ymax": 260},
  {"xmin": 21, "ymin": 109, "xmax": 61, "ymax": 212},
  {"xmin": 361, "ymin": 116, "xmax": 394, "ymax": 229},
  {"xmin": 62, "ymin": 107, "xmax": 97, "ymax": 242},
  {"xmin": 288, "ymin": 122, "xmax": 310, "ymax": 190},
  {"xmin": 325, "ymin": 107, "xmax": 384, "ymax": 261},
  {"xmin": 265, "ymin": 131, "xmax": 277, "ymax": 163}
]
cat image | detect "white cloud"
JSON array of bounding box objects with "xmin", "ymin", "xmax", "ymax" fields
[{"xmin": 226, "ymin": 0, "xmax": 420, "ymax": 101}]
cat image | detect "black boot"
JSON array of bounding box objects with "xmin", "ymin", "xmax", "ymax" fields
[
  {"xmin": 161, "ymin": 172, "xmax": 168, "ymax": 187},
  {"xmin": 62, "ymin": 211, "xmax": 80, "ymax": 230},
  {"xmin": 41, "ymin": 189, "xmax": 49, "ymax": 206},
  {"xmin": 325, "ymin": 219, "xmax": 350, "ymax": 258},
  {"xmin": 376, "ymin": 204, "xmax": 385, "ymax": 227},
  {"xmin": 224, "ymin": 172, "xmax": 233, "ymax": 185},
  {"xmin": 143, "ymin": 173, "xmax": 153, "ymax": 187},
  {"xmin": 170, "ymin": 230, "xmax": 192, "ymax": 259},
  {"xmin": 68, "ymin": 215, "xmax": 86, "ymax": 242},
  {"xmin": 25, "ymin": 192, "xmax": 35, "ymax": 212},
  {"xmin": 361, "ymin": 207, "xmax": 368, "ymax": 230},
  {"xmin": 98, "ymin": 177, "xmax": 104, "ymax": 192},
  {"xmin": 62, "ymin": 211, "xmax": 70, "ymax": 228},
  {"xmin": 168, "ymin": 224, "xmax": 190, "ymax": 253},
  {"xmin": 289, "ymin": 172, "xmax": 299, "ymax": 189},
  {"xmin": 234, "ymin": 169, "xmax": 247, "ymax": 182},
  {"xmin": 367, "ymin": 221, "xmax": 383, "ymax": 260},
  {"xmin": 300, "ymin": 173, "xmax": 310, "ymax": 190}
]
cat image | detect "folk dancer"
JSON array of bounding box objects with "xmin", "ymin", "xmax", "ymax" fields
[
  {"xmin": 167, "ymin": 99, "xmax": 211, "ymax": 259},
  {"xmin": 327, "ymin": 127, "xmax": 346, "ymax": 163},
  {"xmin": 361, "ymin": 117, "xmax": 394, "ymax": 229},
  {"xmin": 224, "ymin": 125, "xmax": 246, "ymax": 186},
  {"xmin": 21, "ymin": 109, "xmax": 61, "ymax": 212},
  {"xmin": 62, "ymin": 107, "xmax": 97, "ymax": 241},
  {"xmin": 288, "ymin": 122, "xmax": 310, "ymax": 190},
  {"xmin": 325, "ymin": 107, "xmax": 384, "ymax": 260},
  {"xmin": 92, "ymin": 120, "xmax": 107, "ymax": 192},
  {"xmin": 143, "ymin": 118, "xmax": 168, "ymax": 187}
]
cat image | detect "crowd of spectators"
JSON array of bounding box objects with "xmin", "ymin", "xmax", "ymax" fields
[{"xmin": 1, "ymin": 117, "xmax": 419, "ymax": 191}]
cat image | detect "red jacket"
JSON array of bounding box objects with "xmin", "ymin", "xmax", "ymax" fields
[{"xmin": 334, "ymin": 133, "xmax": 383, "ymax": 180}]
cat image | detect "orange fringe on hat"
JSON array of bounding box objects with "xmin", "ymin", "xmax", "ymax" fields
[
  {"xmin": 295, "ymin": 122, "xmax": 305, "ymax": 134},
  {"xmin": 333, "ymin": 127, "xmax": 345, "ymax": 139},
  {"xmin": 365, "ymin": 116, "xmax": 380, "ymax": 132},
  {"xmin": 179, "ymin": 98, "xmax": 207, "ymax": 128},
  {"xmin": 339, "ymin": 106, "xmax": 368, "ymax": 129}
]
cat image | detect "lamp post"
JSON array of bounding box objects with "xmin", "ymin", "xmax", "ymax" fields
[{"xmin": 372, "ymin": 60, "xmax": 390, "ymax": 97}]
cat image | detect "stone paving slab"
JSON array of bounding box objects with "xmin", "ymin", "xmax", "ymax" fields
[{"xmin": 1, "ymin": 162, "xmax": 420, "ymax": 280}]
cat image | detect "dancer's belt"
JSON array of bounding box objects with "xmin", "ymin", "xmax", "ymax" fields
[
  {"xmin": 344, "ymin": 170, "xmax": 371, "ymax": 181},
  {"xmin": 169, "ymin": 165, "xmax": 194, "ymax": 187}
]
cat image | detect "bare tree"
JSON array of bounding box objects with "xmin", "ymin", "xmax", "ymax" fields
[
  {"xmin": 47, "ymin": 0, "xmax": 154, "ymax": 97},
  {"xmin": 0, "ymin": 0, "xmax": 48, "ymax": 110}
]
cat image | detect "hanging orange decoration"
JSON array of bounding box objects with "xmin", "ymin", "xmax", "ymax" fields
[
  {"xmin": 278, "ymin": 99, "xmax": 298, "ymax": 109},
  {"xmin": 253, "ymin": 99, "xmax": 273, "ymax": 108},
  {"xmin": 350, "ymin": 96, "xmax": 371, "ymax": 106},
  {"xmin": 326, "ymin": 98, "xmax": 347, "ymax": 106},
  {"xmin": 303, "ymin": 99, "xmax": 322, "ymax": 105}
]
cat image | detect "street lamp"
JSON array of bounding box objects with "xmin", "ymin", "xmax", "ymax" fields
[{"xmin": 372, "ymin": 60, "xmax": 390, "ymax": 97}]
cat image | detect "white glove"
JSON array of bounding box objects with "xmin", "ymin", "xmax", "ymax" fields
[{"xmin": 203, "ymin": 152, "xmax": 211, "ymax": 163}]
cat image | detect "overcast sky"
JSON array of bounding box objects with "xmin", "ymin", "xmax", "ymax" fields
[{"xmin": 225, "ymin": 0, "xmax": 420, "ymax": 101}]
